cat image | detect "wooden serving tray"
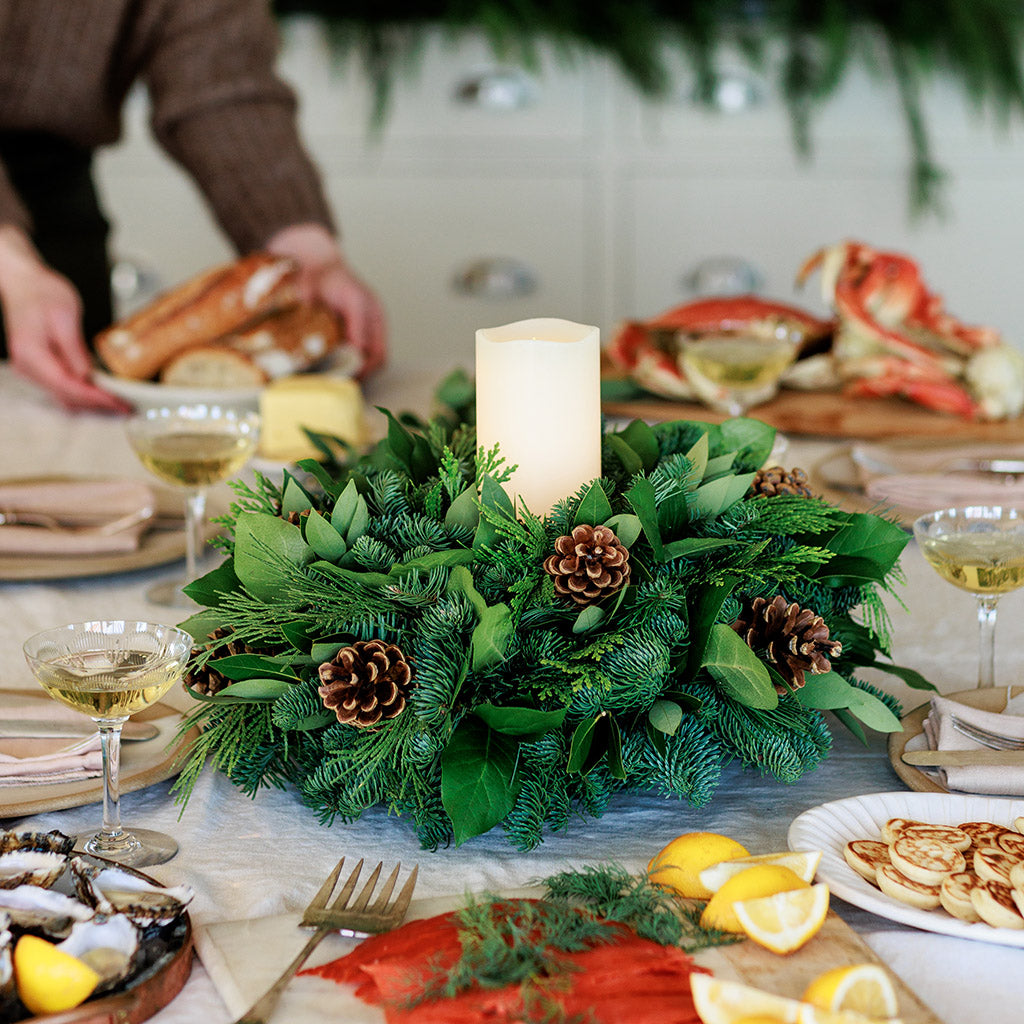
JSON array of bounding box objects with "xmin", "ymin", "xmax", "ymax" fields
[{"xmin": 603, "ymin": 388, "xmax": 1024, "ymax": 441}]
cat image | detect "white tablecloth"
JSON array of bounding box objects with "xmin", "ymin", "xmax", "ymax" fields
[{"xmin": 2, "ymin": 363, "xmax": 1022, "ymax": 1024}]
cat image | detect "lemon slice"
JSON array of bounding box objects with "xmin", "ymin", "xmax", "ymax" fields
[
  {"xmin": 733, "ymin": 882, "xmax": 830, "ymax": 954},
  {"xmin": 700, "ymin": 864, "xmax": 810, "ymax": 933},
  {"xmin": 691, "ymin": 974, "xmax": 801, "ymax": 1024},
  {"xmin": 648, "ymin": 831, "xmax": 749, "ymax": 899},
  {"xmin": 802, "ymin": 964, "xmax": 899, "ymax": 1019},
  {"xmin": 14, "ymin": 934, "xmax": 100, "ymax": 1017},
  {"xmin": 700, "ymin": 850, "xmax": 823, "ymax": 893}
]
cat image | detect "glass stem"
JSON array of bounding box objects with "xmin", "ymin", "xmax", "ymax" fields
[
  {"xmin": 183, "ymin": 487, "xmax": 208, "ymax": 583},
  {"xmin": 96, "ymin": 721, "xmax": 130, "ymax": 851},
  {"xmin": 977, "ymin": 596, "xmax": 999, "ymax": 688}
]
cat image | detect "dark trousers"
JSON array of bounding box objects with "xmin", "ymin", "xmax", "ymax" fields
[{"xmin": 0, "ymin": 131, "xmax": 114, "ymax": 357}]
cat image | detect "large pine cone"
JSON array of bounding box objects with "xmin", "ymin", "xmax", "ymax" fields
[
  {"xmin": 543, "ymin": 524, "xmax": 631, "ymax": 608},
  {"xmin": 318, "ymin": 639, "xmax": 413, "ymax": 728},
  {"xmin": 732, "ymin": 594, "xmax": 842, "ymax": 692},
  {"xmin": 183, "ymin": 628, "xmax": 258, "ymax": 697},
  {"xmin": 749, "ymin": 466, "xmax": 814, "ymax": 498}
]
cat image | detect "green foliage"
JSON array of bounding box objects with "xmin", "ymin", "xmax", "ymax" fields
[
  {"xmin": 172, "ymin": 401, "xmax": 918, "ymax": 849},
  {"xmin": 272, "ymin": 0, "xmax": 1024, "ymax": 216}
]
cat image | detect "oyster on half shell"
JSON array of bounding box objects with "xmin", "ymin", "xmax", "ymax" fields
[
  {"xmin": 0, "ymin": 912, "xmax": 15, "ymax": 1020},
  {"xmin": 70, "ymin": 859, "xmax": 193, "ymax": 928},
  {"xmin": 0, "ymin": 850, "xmax": 68, "ymax": 890},
  {"xmin": 0, "ymin": 830, "xmax": 74, "ymax": 857},
  {"xmin": 56, "ymin": 913, "xmax": 139, "ymax": 991},
  {"xmin": 0, "ymin": 885, "xmax": 93, "ymax": 938}
]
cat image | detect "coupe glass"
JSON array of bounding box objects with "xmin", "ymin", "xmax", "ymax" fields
[
  {"xmin": 680, "ymin": 333, "xmax": 799, "ymax": 416},
  {"xmin": 126, "ymin": 404, "xmax": 259, "ymax": 607},
  {"xmin": 913, "ymin": 506, "xmax": 1024, "ymax": 688},
  {"xmin": 23, "ymin": 620, "xmax": 194, "ymax": 867}
]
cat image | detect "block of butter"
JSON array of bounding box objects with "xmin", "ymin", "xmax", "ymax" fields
[{"xmin": 258, "ymin": 374, "xmax": 369, "ymax": 461}]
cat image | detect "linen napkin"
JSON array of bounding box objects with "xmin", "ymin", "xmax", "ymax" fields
[
  {"xmin": 0, "ymin": 478, "xmax": 155, "ymax": 556},
  {"xmin": 851, "ymin": 442, "xmax": 1024, "ymax": 513},
  {"xmin": 0, "ymin": 696, "xmax": 102, "ymax": 785},
  {"xmin": 920, "ymin": 691, "xmax": 1024, "ymax": 795}
]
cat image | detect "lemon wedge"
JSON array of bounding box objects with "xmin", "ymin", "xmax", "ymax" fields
[
  {"xmin": 700, "ymin": 864, "xmax": 810, "ymax": 933},
  {"xmin": 14, "ymin": 934, "xmax": 100, "ymax": 1016},
  {"xmin": 648, "ymin": 831, "xmax": 749, "ymax": 899},
  {"xmin": 802, "ymin": 964, "xmax": 899, "ymax": 1020},
  {"xmin": 732, "ymin": 882, "xmax": 830, "ymax": 954},
  {"xmin": 700, "ymin": 850, "xmax": 823, "ymax": 893}
]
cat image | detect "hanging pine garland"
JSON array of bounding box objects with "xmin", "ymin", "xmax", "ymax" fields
[
  {"xmin": 271, "ymin": 0, "xmax": 1024, "ymax": 215},
  {"xmin": 173, "ymin": 377, "xmax": 932, "ymax": 849}
]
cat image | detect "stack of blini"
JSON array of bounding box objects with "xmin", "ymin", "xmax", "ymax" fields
[
  {"xmin": 844, "ymin": 815, "xmax": 1024, "ymax": 928},
  {"xmin": 95, "ymin": 253, "xmax": 346, "ymax": 387}
]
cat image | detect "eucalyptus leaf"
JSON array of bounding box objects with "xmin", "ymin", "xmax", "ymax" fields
[
  {"xmin": 281, "ymin": 474, "xmax": 316, "ymax": 515},
  {"xmin": 304, "ymin": 508, "xmax": 348, "ymax": 561},
  {"xmin": 603, "ymin": 513, "xmax": 642, "ymax": 548},
  {"xmin": 440, "ymin": 718, "xmax": 521, "ymax": 845},
  {"xmin": 474, "ymin": 703, "xmax": 567, "ymax": 736},
  {"xmin": 310, "ymin": 640, "xmax": 347, "ymax": 663},
  {"xmin": 331, "ymin": 479, "xmax": 361, "ymax": 534},
  {"xmin": 445, "ymin": 485, "xmax": 480, "ymax": 529},
  {"xmin": 703, "ymin": 453, "xmax": 737, "ymax": 480},
  {"xmin": 845, "ymin": 687, "xmax": 904, "ymax": 733},
  {"xmin": 391, "ymin": 549, "xmax": 476, "ymax": 576},
  {"xmin": 795, "ymin": 670, "xmax": 856, "ymax": 709},
  {"xmin": 234, "ymin": 513, "xmax": 313, "ymax": 601},
  {"xmin": 703, "ymin": 623, "xmax": 778, "ymax": 709},
  {"xmin": 345, "ymin": 495, "xmax": 370, "ymax": 545},
  {"xmin": 684, "ymin": 432, "xmax": 710, "ymax": 485},
  {"xmin": 287, "ymin": 711, "xmax": 336, "ymax": 731}
]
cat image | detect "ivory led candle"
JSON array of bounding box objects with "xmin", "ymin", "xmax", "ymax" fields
[{"xmin": 475, "ymin": 318, "xmax": 602, "ymax": 515}]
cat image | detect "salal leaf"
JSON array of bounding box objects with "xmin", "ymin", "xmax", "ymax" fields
[
  {"xmin": 441, "ymin": 718, "xmax": 521, "ymax": 845},
  {"xmin": 304, "ymin": 508, "xmax": 348, "ymax": 561},
  {"xmin": 684, "ymin": 432, "xmax": 710, "ymax": 486},
  {"xmin": 445, "ymin": 485, "xmax": 480, "ymax": 529},
  {"xmin": 390, "ymin": 549, "xmax": 475, "ymax": 576},
  {"xmin": 684, "ymin": 577, "xmax": 738, "ymax": 676},
  {"xmin": 331, "ymin": 479, "xmax": 362, "ymax": 534},
  {"xmin": 819, "ymin": 513, "xmax": 908, "ymax": 581},
  {"xmin": 471, "ymin": 603, "xmax": 513, "ymax": 671},
  {"xmin": 617, "ymin": 419, "xmax": 660, "ymax": 472},
  {"xmin": 606, "ymin": 434, "xmax": 643, "ymax": 475},
  {"xmin": 625, "ymin": 478, "xmax": 664, "ymax": 561},
  {"xmin": 603, "ymin": 513, "xmax": 642, "ymax": 548},
  {"xmin": 689, "ymin": 473, "xmax": 755, "ymax": 519},
  {"xmin": 703, "ymin": 623, "xmax": 778, "ymax": 709},
  {"xmin": 648, "ymin": 700, "xmax": 684, "ymax": 736},
  {"xmin": 863, "ymin": 660, "xmax": 937, "ymax": 692},
  {"xmin": 182, "ymin": 558, "xmax": 240, "ymax": 607},
  {"xmin": 833, "ymin": 707, "xmax": 869, "ymax": 746},
  {"xmin": 574, "ymin": 481, "xmax": 613, "ymax": 527},
  {"xmin": 206, "ymin": 654, "xmax": 301, "ymax": 683},
  {"xmin": 474, "ymin": 704, "xmax": 567, "ymax": 736},
  {"xmin": 175, "ymin": 608, "xmax": 223, "ymax": 642},
  {"xmin": 573, "ymin": 604, "xmax": 606, "ymax": 634},
  {"xmin": 234, "ymin": 513, "xmax": 313, "ymax": 600},
  {"xmin": 281, "ymin": 473, "xmax": 315, "ymax": 515},
  {"xmin": 661, "ymin": 537, "xmax": 737, "ymax": 561},
  {"xmin": 714, "ymin": 418, "xmax": 776, "ymax": 468}
]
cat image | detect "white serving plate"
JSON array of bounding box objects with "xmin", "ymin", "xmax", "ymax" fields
[{"xmin": 789, "ymin": 791, "xmax": 1024, "ymax": 947}]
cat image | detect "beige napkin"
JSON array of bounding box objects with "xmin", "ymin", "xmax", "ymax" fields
[
  {"xmin": 921, "ymin": 692, "xmax": 1024, "ymax": 795},
  {"xmin": 851, "ymin": 442, "xmax": 1024, "ymax": 512},
  {"xmin": 0, "ymin": 479, "xmax": 155, "ymax": 556},
  {"xmin": 0, "ymin": 696, "xmax": 102, "ymax": 785}
]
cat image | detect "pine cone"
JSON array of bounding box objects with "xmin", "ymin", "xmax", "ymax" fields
[
  {"xmin": 732, "ymin": 594, "xmax": 842, "ymax": 692},
  {"xmin": 543, "ymin": 524, "xmax": 631, "ymax": 608},
  {"xmin": 318, "ymin": 639, "xmax": 413, "ymax": 728},
  {"xmin": 183, "ymin": 628, "xmax": 257, "ymax": 696},
  {"xmin": 749, "ymin": 466, "xmax": 814, "ymax": 498}
]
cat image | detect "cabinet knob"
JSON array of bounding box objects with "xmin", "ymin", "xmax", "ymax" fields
[
  {"xmin": 452, "ymin": 258, "xmax": 538, "ymax": 299},
  {"xmin": 682, "ymin": 256, "xmax": 762, "ymax": 296},
  {"xmin": 453, "ymin": 69, "xmax": 539, "ymax": 111}
]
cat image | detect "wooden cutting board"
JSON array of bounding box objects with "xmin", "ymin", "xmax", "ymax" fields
[
  {"xmin": 602, "ymin": 389, "xmax": 1024, "ymax": 441},
  {"xmin": 698, "ymin": 911, "xmax": 940, "ymax": 1022}
]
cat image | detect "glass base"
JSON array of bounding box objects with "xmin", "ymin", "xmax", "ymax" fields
[
  {"xmin": 144, "ymin": 577, "xmax": 198, "ymax": 609},
  {"xmin": 78, "ymin": 827, "xmax": 179, "ymax": 868}
]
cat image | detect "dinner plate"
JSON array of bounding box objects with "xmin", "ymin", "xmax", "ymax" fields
[
  {"xmin": 0, "ymin": 690, "xmax": 199, "ymax": 821},
  {"xmin": 789, "ymin": 791, "xmax": 1024, "ymax": 947}
]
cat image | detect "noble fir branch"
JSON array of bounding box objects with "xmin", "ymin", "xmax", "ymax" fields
[{"xmin": 625, "ymin": 717, "xmax": 723, "ymax": 807}]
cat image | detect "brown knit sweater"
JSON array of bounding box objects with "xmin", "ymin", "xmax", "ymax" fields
[{"xmin": 0, "ymin": 0, "xmax": 334, "ymax": 252}]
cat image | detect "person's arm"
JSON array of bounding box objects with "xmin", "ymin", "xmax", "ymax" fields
[
  {"xmin": 0, "ymin": 225, "xmax": 129, "ymax": 412},
  {"xmin": 140, "ymin": 0, "xmax": 387, "ymax": 374}
]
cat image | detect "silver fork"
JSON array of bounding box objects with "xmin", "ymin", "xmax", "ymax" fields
[
  {"xmin": 950, "ymin": 714, "xmax": 1024, "ymax": 751},
  {"xmin": 233, "ymin": 857, "xmax": 418, "ymax": 1024}
]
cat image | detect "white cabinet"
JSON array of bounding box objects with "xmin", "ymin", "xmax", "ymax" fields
[{"xmin": 93, "ymin": 22, "xmax": 1024, "ymax": 375}]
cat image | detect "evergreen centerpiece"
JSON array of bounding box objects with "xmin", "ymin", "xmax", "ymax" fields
[{"xmin": 174, "ymin": 379, "xmax": 926, "ymax": 849}]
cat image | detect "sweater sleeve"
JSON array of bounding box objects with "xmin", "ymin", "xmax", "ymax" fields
[{"xmin": 139, "ymin": 0, "xmax": 335, "ymax": 253}]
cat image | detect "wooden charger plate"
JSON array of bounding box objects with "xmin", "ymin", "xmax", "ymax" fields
[
  {"xmin": 888, "ymin": 686, "xmax": 1023, "ymax": 794},
  {"xmin": 0, "ymin": 690, "xmax": 199, "ymax": 821}
]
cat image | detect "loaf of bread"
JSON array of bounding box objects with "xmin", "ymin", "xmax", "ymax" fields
[
  {"xmin": 159, "ymin": 346, "xmax": 268, "ymax": 389},
  {"xmin": 95, "ymin": 252, "xmax": 302, "ymax": 380}
]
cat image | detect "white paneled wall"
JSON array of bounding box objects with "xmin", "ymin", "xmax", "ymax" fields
[{"xmin": 94, "ymin": 20, "xmax": 1024, "ymax": 374}]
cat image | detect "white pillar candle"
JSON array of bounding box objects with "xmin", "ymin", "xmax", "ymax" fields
[{"xmin": 475, "ymin": 317, "xmax": 602, "ymax": 515}]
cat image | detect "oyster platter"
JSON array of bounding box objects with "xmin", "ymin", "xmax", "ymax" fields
[{"xmin": 0, "ymin": 829, "xmax": 193, "ymax": 1024}]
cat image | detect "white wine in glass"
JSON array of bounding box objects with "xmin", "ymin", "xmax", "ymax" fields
[
  {"xmin": 127, "ymin": 404, "xmax": 259, "ymax": 607},
  {"xmin": 23, "ymin": 620, "xmax": 194, "ymax": 867},
  {"xmin": 913, "ymin": 506, "xmax": 1024, "ymax": 688},
  {"xmin": 680, "ymin": 334, "xmax": 799, "ymax": 417}
]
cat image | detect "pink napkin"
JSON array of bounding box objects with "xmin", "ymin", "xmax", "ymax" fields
[
  {"xmin": 922, "ymin": 692, "xmax": 1024, "ymax": 796},
  {"xmin": 0, "ymin": 695, "xmax": 103, "ymax": 785},
  {"xmin": 0, "ymin": 479, "xmax": 155, "ymax": 556}
]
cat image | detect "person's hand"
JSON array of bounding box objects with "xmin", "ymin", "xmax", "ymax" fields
[
  {"xmin": 265, "ymin": 223, "xmax": 387, "ymax": 378},
  {"xmin": 0, "ymin": 226, "xmax": 129, "ymax": 412}
]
